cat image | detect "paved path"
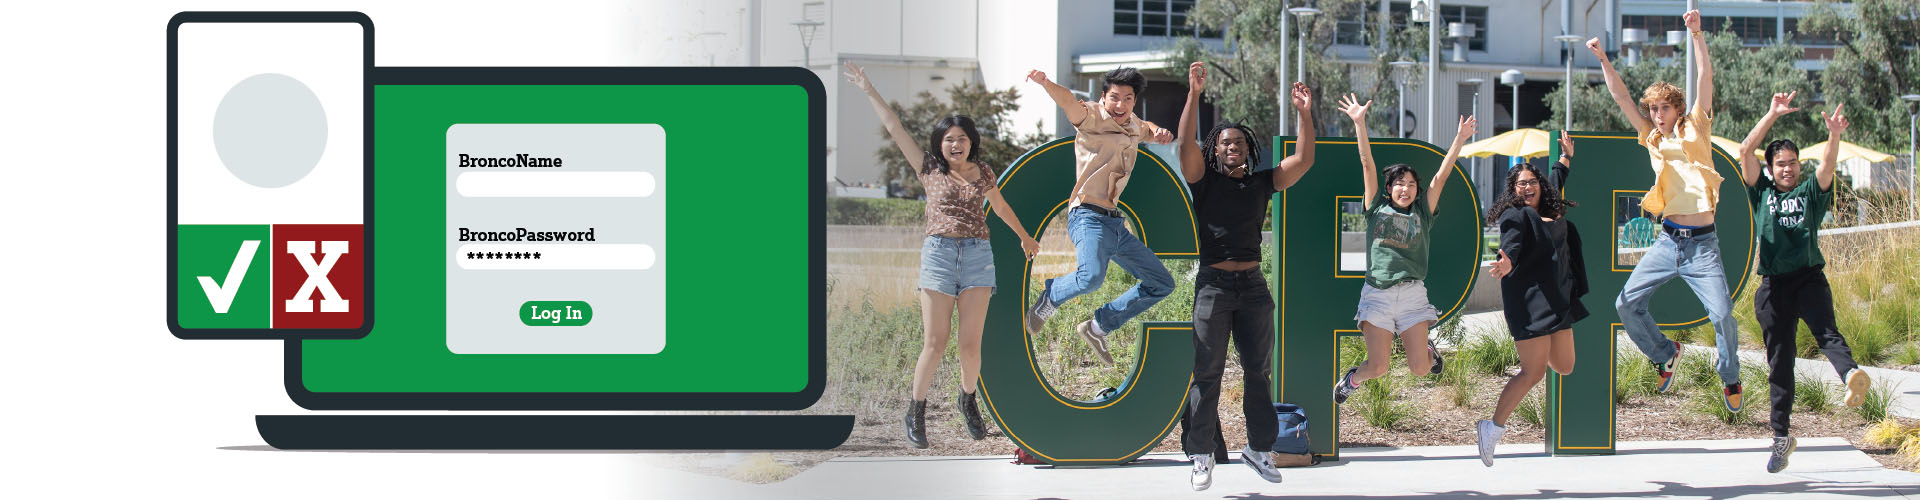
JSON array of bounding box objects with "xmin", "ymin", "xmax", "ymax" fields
[{"xmin": 666, "ymin": 437, "xmax": 1919, "ymax": 499}]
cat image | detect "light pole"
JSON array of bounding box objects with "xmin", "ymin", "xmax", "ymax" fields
[
  {"xmin": 1555, "ymin": 34, "xmax": 1584, "ymax": 132},
  {"xmin": 1464, "ymin": 77, "xmax": 1484, "ymax": 187},
  {"xmin": 1685, "ymin": 0, "xmax": 1698, "ymax": 110},
  {"xmin": 1904, "ymin": 94, "xmax": 1920, "ymax": 221},
  {"xmin": 791, "ymin": 19, "xmax": 823, "ymax": 68},
  {"xmin": 1413, "ymin": 0, "xmax": 1437, "ymax": 143},
  {"xmin": 1290, "ymin": 6, "xmax": 1321, "ymax": 101},
  {"xmin": 1279, "ymin": 0, "xmax": 1290, "ymax": 134},
  {"xmin": 1390, "ymin": 60, "xmax": 1417, "ymax": 138},
  {"xmin": 1500, "ymin": 69, "xmax": 1524, "ymax": 132}
]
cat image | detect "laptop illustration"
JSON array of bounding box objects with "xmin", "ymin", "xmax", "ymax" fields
[{"xmin": 169, "ymin": 12, "xmax": 851, "ymax": 450}]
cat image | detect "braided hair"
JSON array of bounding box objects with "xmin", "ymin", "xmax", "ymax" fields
[{"xmin": 1201, "ymin": 121, "xmax": 1262, "ymax": 176}]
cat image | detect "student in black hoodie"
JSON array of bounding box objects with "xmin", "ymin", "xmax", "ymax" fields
[{"xmin": 1474, "ymin": 133, "xmax": 1588, "ymax": 467}]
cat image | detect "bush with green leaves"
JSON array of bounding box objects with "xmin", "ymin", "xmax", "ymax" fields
[
  {"xmin": 1354, "ymin": 373, "xmax": 1420, "ymax": 430},
  {"xmin": 1615, "ymin": 348, "xmax": 1663, "ymax": 405},
  {"xmin": 1794, "ymin": 373, "xmax": 1833, "ymax": 414},
  {"xmin": 1459, "ymin": 333, "xmax": 1520, "ymax": 377},
  {"xmin": 1855, "ymin": 379, "xmax": 1899, "ymax": 423},
  {"xmin": 1516, "ymin": 392, "xmax": 1546, "ymax": 428}
]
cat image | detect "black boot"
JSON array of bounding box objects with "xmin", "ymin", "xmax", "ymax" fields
[
  {"xmin": 904, "ymin": 399, "xmax": 929, "ymax": 448},
  {"xmin": 959, "ymin": 390, "xmax": 987, "ymax": 440}
]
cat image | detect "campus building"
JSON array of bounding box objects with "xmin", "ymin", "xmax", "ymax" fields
[{"xmin": 701, "ymin": 1, "xmax": 1867, "ymax": 198}]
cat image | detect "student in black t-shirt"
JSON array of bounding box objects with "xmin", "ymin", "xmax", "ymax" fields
[
  {"xmin": 1170, "ymin": 61, "xmax": 1317, "ymax": 491},
  {"xmin": 1475, "ymin": 133, "xmax": 1587, "ymax": 467},
  {"xmin": 1735, "ymin": 91, "xmax": 1870, "ymax": 474}
]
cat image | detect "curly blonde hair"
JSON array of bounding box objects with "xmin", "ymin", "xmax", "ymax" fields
[{"xmin": 1639, "ymin": 81, "xmax": 1687, "ymax": 119}]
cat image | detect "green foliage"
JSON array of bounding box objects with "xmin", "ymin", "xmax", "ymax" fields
[
  {"xmin": 826, "ymin": 197, "xmax": 925, "ymax": 226},
  {"xmin": 1166, "ymin": 0, "xmax": 1428, "ymax": 141},
  {"xmin": 1800, "ymin": 0, "xmax": 1920, "ymax": 155},
  {"xmin": 1516, "ymin": 392, "xmax": 1546, "ymax": 428},
  {"xmin": 1795, "ymin": 373, "xmax": 1834, "ymax": 414},
  {"xmin": 1894, "ymin": 343, "xmax": 1920, "ymax": 367},
  {"xmin": 1355, "ymin": 373, "xmax": 1420, "ymax": 429},
  {"xmin": 1459, "ymin": 332, "xmax": 1519, "ymax": 377},
  {"xmin": 874, "ymin": 82, "xmax": 1051, "ymax": 199},
  {"xmin": 1854, "ymin": 378, "xmax": 1898, "ymax": 423},
  {"xmin": 1686, "ymin": 361, "xmax": 1768, "ymax": 425},
  {"xmin": 1615, "ymin": 348, "xmax": 1663, "ymax": 405},
  {"xmin": 1439, "ymin": 359, "xmax": 1477, "ymax": 408}
]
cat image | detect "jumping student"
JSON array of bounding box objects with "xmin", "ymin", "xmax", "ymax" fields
[
  {"xmin": 1589, "ymin": 9, "xmax": 1745, "ymax": 413},
  {"xmin": 1174, "ymin": 61, "xmax": 1318, "ymax": 490},
  {"xmin": 1023, "ymin": 67, "xmax": 1178, "ymax": 365},
  {"xmin": 845, "ymin": 62, "xmax": 1043, "ymax": 449},
  {"xmin": 1476, "ymin": 134, "xmax": 1589, "ymax": 466},
  {"xmin": 1329, "ymin": 93, "xmax": 1475, "ymax": 404},
  {"xmin": 1735, "ymin": 91, "xmax": 1872, "ymax": 473}
]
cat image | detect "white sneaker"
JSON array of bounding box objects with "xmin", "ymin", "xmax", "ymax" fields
[
  {"xmin": 1475, "ymin": 419, "xmax": 1505, "ymax": 467},
  {"xmin": 1189, "ymin": 453, "xmax": 1214, "ymax": 491},
  {"xmin": 1844, "ymin": 368, "xmax": 1872, "ymax": 408},
  {"xmin": 1241, "ymin": 444, "xmax": 1284, "ymax": 483}
]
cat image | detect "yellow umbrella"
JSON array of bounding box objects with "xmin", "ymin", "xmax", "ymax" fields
[
  {"xmin": 1800, "ymin": 140, "xmax": 1896, "ymax": 164},
  {"xmin": 1710, "ymin": 136, "xmax": 1764, "ymax": 159},
  {"xmin": 1460, "ymin": 128, "xmax": 1550, "ymax": 158}
]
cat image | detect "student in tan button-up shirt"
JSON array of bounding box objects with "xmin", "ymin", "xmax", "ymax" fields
[
  {"xmin": 1022, "ymin": 67, "xmax": 1177, "ymax": 367},
  {"xmin": 1588, "ymin": 9, "xmax": 1746, "ymax": 418}
]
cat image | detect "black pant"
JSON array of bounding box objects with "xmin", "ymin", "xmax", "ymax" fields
[
  {"xmin": 1755, "ymin": 265, "xmax": 1858, "ymax": 437},
  {"xmin": 1179, "ymin": 266, "xmax": 1278, "ymax": 457}
]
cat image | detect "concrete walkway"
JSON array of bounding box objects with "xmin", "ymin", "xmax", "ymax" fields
[
  {"xmin": 668, "ymin": 437, "xmax": 1920, "ymax": 499},
  {"xmin": 1452, "ymin": 311, "xmax": 1918, "ymax": 419}
]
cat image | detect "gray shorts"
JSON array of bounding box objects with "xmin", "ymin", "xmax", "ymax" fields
[{"xmin": 1355, "ymin": 280, "xmax": 1440, "ymax": 334}]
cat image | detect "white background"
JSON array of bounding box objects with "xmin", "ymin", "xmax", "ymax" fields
[{"xmin": 0, "ymin": 1, "xmax": 778, "ymax": 497}]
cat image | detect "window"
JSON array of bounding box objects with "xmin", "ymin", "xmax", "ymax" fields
[
  {"xmin": 1337, "ymin": 3, "xmax": 1485, "ymax": 51},
  {"xmin": 1114, "ymin": 0, "xmax": 1214, "ymax": 38}
]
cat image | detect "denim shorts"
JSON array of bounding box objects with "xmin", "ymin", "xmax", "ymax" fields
[
  {"xmin": 1354, "ymin": 280, "xmax": 1440, "ymax": 334},
  {"xmin": 919, "ymin": 235, "xmax": 995, "ymax": 297}
]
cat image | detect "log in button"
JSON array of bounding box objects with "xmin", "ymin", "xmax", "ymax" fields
[{"xmin": 521, "ymin": 301, "xmax": 593, "ymax": 326}]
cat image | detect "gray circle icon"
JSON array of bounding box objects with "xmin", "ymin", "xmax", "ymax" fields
[{"xmin": 212, "ymin": 73, "xmax": 328, "ymax": 188}]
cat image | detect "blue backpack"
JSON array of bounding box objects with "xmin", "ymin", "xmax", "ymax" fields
[{"xmin": 1271, "ymin": 403, "xmax": 1317, "ymax": 466}]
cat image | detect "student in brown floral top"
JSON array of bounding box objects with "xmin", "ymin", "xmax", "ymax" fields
[{"xmin": 845, "ymin": 62, "xmax": 1041, "ymax": 449}]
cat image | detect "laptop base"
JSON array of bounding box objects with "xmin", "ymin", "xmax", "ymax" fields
[{"xmin": 257, "ymin": 414, "xmax": 854, "ymax": 450}]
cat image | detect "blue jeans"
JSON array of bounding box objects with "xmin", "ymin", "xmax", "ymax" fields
[
  {"xmin": 1615, "ymin": 230, "xmax": 1741, "ymax": 385},
  {"xmin": 1042, "ymin": 206, "xmax": 1175, "ymax": 334}
]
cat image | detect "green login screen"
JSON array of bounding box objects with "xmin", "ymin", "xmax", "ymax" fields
[{"xmin": 299, "ymin": 83, "xmax": 813, "ymax": 394}]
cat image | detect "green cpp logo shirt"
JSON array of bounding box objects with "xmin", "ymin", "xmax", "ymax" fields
[{"xmin": 1749, "ymin": 174, "xmax": 1830, "ymax": 276}]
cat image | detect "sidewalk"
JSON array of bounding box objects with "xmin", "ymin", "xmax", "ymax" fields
[
  {"xmin": 679, "ymin": 437, "xmax": 1920, "ymax": 499},
  {"xmin": 1453, "ymin": 311, "xmax": 1918, "ymax": 419}
]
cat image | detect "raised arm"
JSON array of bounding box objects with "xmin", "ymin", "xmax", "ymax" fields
[
  {"xmin": 1739, "ymin": 91, "xmax": 1799, "ymax": 187},
  {"xmin": 1027, "ymin": 70, "xmax": 1090, "ymax": 127},
  {"xmin": 1684, "ymin": 10, "xmax": 1714, "ymax": 117},
  {"xmin": 1337, "ymin": 94, "xmax": 1379, "ymax": 207},
  {"xmin": 1552, "ymin": 132, "xmax": 1574, "ymax": 189},
  {"xmin": 985, "ymin": 187, "xmax": 1041, "ymax": 260},
  {"xmin": 1817, "ymin": 104, "xmax": 1849, "ymax": 190},
  {"xmin": 1428, "ymin": 115, "xmax": 1476, "ymax": 214},
  {"xmin": 1176, "ymin": 62, "xmax": 1206, "ymax": 182},
  {"xmin": 1587, "ymin": 38, "xmax": 1653, "ymax": 137},
  {"xmin": 1274, "ymin": 82, "xmax": 1318, "ymax": 191},
  {"xmin": 845, "ymin": 62, "xmax": 926, "ymax": 178}
]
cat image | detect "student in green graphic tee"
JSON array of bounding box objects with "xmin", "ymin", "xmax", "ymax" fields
[
  {"xmin": 1328, "ymin": 92, "xmax": 1478, "ymax": 407},
  {"xmin": 1735, "ymin": 91, "xmax": 1871, "ymax": 474},
  {"xmin": 1365, "ymin": 196, "xmax": 1433, "ymax": 289}
]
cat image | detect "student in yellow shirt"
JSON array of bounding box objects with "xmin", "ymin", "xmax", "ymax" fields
[{"xmin": 1587, "ymin": 9, "xmax": 1743, "ymax": 413}]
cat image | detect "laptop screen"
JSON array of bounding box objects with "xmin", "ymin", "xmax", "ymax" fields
[{"xmin": 291, "ymin": 68, "xmax": 824, "ymax": 410}]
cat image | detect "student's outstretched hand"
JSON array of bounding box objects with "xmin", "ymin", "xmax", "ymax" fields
[
  {"xmin": 1559, "ymin": 133, "xmax": 1575, "ymax": 158},
  {"xmin": 1152, "ymin": 127, "xmax": 1174, "ymax": 144},
  {"xmin": 1290, "ymin": 82, "xmax": 1313, "ymax": 112},
  {"xmin": 1026, "ymin": 70, "xmax": 1049, "ymax": 86},
  {"xmin": 1187, "ymin": 62, "xmax": 1206, "ymax": 92},
  {"xmin": 1336, "ymin": 93, "xmax": 1371, "ymax": 124},
  {"xmin": 843, "ymin": 62, "xmax": 872, "ymax": 91},
  {"xmin": 1585, "ymin": 37, "xmax": 1607, "ymax": 62},
  {"xmin": 1766, "ymin": 91, "xmax": 1801, "ymax": 118},
  {"xmin": 1453, "ymin": 115, "xmax": 1478, "ymax": 146},
  {"xmin": 1490, "ymin": 250, "xmax": 1513, "ymax": 279},
  {"xmin": 1823, "ymin": 103, "xmax": 1849, "ymax": 136},
  {"xmin": 1020, "ymin": 235, "xmax": 1040, "ymax": 261},
  {"xmin": 1683, "ymin": 9, "xmax": 1702, "ymax": 32}
]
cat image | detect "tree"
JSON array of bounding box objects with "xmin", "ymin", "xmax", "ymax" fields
[
  {"xmin": 875, "ymin": 82, "xmax": 1051, "ymax": 199},
  {"xmin": 1802, "ymin": 0, "xmax": 1920, "ymax": 154},
  {"xmin": 1165, "ymin": 0, "xmax": 1431, "ymax": 142}
]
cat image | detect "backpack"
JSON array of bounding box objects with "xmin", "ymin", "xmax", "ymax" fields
[{"xmin": 1270, "ymin": 403, "xmax": 1317, "ymax": 467}]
